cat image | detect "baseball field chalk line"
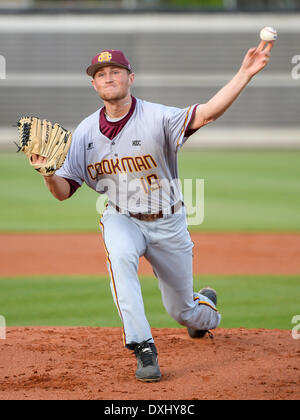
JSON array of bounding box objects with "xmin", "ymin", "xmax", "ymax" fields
[
  {"xmin": 0, "ymin": 55, "xmax": 6, "ymax": 80},
  {"xmin": 0, "ymin": 315, "xmax": 6, "ymax": 340},
  {"xmin": 291, "ymin": 315, "xmax": 300, "ymax": 340}
]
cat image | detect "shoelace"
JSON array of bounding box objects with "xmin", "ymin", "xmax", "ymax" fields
[
  {"xmin": 207, "ymin": 330, "xmax": 214, "ymax": 340},
  {"xmin": 135, "ymin": 341, "xmax": 155, "ymax": 367}
]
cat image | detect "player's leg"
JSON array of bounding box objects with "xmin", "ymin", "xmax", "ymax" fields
[
  {"xmin": 143, "ymin": 211, "xmax": 221, "ymax": 332},
  {"xmin": 100, "ymin": 207, "xmax": 153, "ymax": 347}
]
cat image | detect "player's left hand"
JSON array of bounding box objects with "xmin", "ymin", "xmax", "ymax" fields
[
  {"xmin": 240, "ymin": 41, "xmax": 274, "ymax": 79},
  {"xmin": 17, "ymin": 116, "xmax": 72, "ymax": 177}
]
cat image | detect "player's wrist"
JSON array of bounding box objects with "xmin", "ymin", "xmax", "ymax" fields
[
  {"xmin": 43, "ymin": 173, "xmax": 56, "ymax": 181},
  {"xmin": 235, "ymin": 69, "xmax": 252, "ymax": 85}
]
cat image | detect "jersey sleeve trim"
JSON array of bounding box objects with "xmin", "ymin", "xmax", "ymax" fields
[
  {"xmin": 175, "ymin": 104, "xmax": 198, "ymax": 151},
  {"xmin": 184, "ymin": 104, "xmax": 199, "ymax": 138},
  {"xmin": 63, "ymin": 177, "xmax": 81, "ymax": 198}
]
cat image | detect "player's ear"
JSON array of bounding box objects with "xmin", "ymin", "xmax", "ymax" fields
[
  {"xmin": 91, "ymin": 79, "xmax": 98, "ymax": 91},
  {"xmin": 129, "ymin": 72, "xmax": 135, "ymax": 86}
]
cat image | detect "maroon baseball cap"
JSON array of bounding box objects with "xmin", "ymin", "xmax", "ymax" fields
[{"xmin": 86, "ymin": 50, "xmax": 132, "ymax": 77}]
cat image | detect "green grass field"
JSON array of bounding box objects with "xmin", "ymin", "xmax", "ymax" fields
[
  {"xmin": 0, "ymin": 275, "xmax": 299, "ymax": 330},
  {"xmin": 0, "ymin": 150, "xmax": 300, "ymax": 232},
  {"xmin": 1, "ymin": 150, "xmax": 299, "ymax": 330}
]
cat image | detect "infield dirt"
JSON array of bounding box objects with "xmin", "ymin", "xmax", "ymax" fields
[
  {"xmin": 1, "ymin": 232, "xmax": 300, "ymax": 400},
  {"xmin": 1, "ymin": 232, "xmax": 300, "ymax": 276},
  {"xmin": 0, "ymin": 327, "xmax": 299, "ymax": 400}
]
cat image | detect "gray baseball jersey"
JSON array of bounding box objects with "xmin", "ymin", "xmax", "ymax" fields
[
  {"xmin": 56, "ymin": 98, "xmax": 198, "ymax": 213},
  {"xmin": 56, "ymin": 97, "xmax": 221, "ymax": 347}
]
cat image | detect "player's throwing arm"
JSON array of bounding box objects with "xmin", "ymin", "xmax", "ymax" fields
[{"xmin": 188, "ymin": 34, "xmax": 275, "ymax": 132}]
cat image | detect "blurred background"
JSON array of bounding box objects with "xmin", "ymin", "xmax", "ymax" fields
[{"xmin": 0, "ymin": 1, "xmax": 299, "ymax": 329}]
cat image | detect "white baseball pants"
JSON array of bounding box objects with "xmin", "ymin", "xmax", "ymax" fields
[{"xmin": 100, "ymin": 205, "xmax": 221, "ymax": 347}]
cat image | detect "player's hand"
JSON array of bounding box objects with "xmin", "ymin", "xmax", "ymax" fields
[
  {"xmin": 30, "ymin": 153, "xmax": 47, "ymax": 165},
  {"xmin": 239, "ymin": 41, "xmax": 274, "ymax": 79},
  {"xmin": 17, "ymin": 116, "xmax": 72, "ymax": 177},
  {"xmin": 30, "ymin": 154, "xmax": 55, "ymax": 178}
]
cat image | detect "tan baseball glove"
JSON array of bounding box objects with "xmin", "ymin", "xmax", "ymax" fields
[{"xmin": 17, "ymin": 116, "xmax": 72, "ymax": 176}]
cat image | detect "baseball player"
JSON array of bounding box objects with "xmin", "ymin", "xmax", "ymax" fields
[{"xmin": 31, "ymin": 43, "xmax": 273, "ymax": 382}]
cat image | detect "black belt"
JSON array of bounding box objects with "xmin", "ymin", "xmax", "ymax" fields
[{"xmin": 111, "ymin": 201, "xmax": 183, "ymax": 222}]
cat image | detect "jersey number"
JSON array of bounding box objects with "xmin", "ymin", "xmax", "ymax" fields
[{"xmin": 140, "ymin": 174, "xmax": 160, "ymax": 194}]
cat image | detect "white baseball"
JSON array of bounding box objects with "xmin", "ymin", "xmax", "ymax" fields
[{"xmin": 260, "ymin": 27, "xmax": 278, "ymax": 42}]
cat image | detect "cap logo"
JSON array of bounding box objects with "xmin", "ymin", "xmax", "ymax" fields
[{"xmin": 98, "ymin": 52, "xmax": 112, "ymax": 62}]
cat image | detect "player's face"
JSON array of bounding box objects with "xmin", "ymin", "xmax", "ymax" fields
[{"xmin": 92, "ymin": 66, "xmax": 134, "ymax": 101}]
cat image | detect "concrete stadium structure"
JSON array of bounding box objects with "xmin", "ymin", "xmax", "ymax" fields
[{"xmin": 0, "ymin": 13, "xmax": 299, "ymax": 149}]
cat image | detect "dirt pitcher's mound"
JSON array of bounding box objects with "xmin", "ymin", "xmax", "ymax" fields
[{"xmin": 0, "ymin": 327, "xmax": 299, "ymax": 400}]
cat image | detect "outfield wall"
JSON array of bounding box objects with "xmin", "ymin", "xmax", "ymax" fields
[{"xmin": 0, "ymin": 13, "xmax": 299, "ymax": 149}]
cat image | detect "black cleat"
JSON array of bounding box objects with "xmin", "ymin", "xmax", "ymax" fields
[
  {"xmin": 134, "ymin": 340, "xmax": 161, "ymax": 382},
  {"xmin": 187, "ymin": 287, "xmax": 217, "ymax": 339}
]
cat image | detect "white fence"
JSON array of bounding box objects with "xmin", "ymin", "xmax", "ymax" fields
[{"xmin": 0, "ymin": 13, "xmax": 299, "ymax": 149}]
